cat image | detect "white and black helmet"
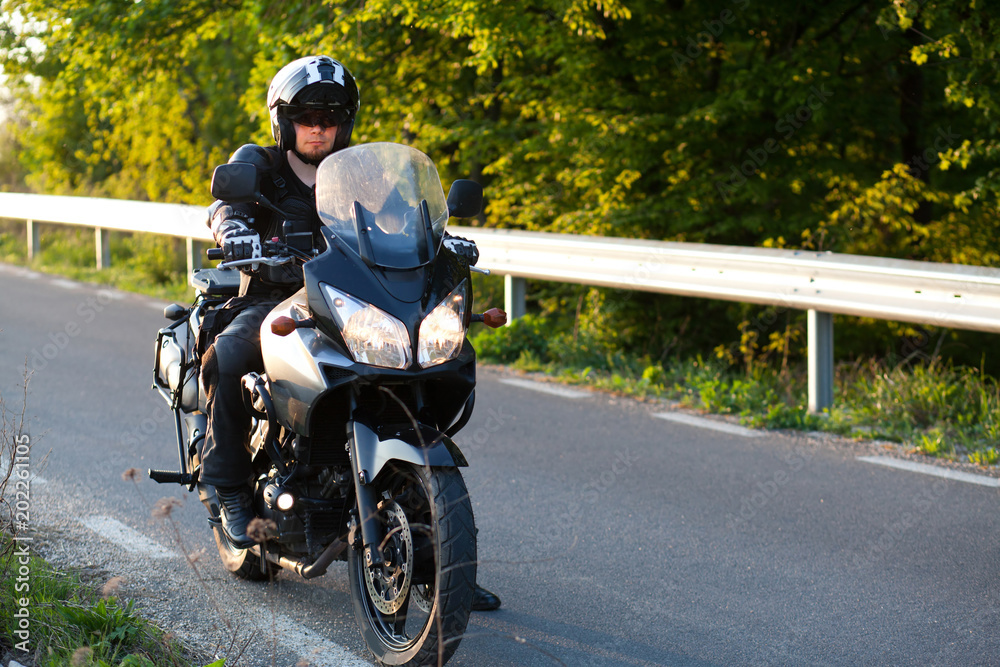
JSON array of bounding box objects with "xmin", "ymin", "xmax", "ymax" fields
[{"xmin": 267, "ymin": 55, "xmax": 360, "ymax": 156}]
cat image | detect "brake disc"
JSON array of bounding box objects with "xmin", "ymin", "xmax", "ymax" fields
[{"xmin": 364, "ymin": 500, "xmax": 414, "ymax": 615}]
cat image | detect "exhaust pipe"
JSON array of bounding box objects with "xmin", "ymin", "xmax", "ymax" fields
[{"xmin": 251, "ymin": 538, "xmax": 349, "ymax": 579}]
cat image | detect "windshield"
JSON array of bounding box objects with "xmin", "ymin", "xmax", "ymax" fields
[{"xmin": 316, "ymin": 143, "xmax": 449, "ymax": 269}]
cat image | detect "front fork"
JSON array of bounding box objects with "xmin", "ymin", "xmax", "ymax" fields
[
  {"xmin": 344, "ymin": 387, "xmax": 467, "ymax": 570},
  {"xmin": 349, "ymin": 418, "xmax": 386, "ymax": 567}
]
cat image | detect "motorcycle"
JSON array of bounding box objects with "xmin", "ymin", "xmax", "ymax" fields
[{"xmin": 148, "ymin": 142, "xmax": 506, "ymax": 666}]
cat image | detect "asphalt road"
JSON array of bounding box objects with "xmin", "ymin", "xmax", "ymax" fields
[{"xmin": 1, "ymin": 263, "xmax": 999, "ymax": 666}]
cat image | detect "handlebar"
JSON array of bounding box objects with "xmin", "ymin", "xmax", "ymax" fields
[
  {"xmin": 207, "ymin": 238, "xmax": 313, "ymax": 269},
  {"xmin": 218, "ymin": 255, "xmax": 294, "ymax": 270}
]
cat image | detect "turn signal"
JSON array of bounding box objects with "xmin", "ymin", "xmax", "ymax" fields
[
  {"xmin": 271, "ymin": 316, "xmax": 298, "ymax": 336},
  {"xmin": 482, "ymin": 308, "xmax": 507, "ymax": 328}
]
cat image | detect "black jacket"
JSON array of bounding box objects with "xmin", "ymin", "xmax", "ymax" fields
[{"xmin": 208, "ymin": 144, "xmax": 321, "ymax": 298}]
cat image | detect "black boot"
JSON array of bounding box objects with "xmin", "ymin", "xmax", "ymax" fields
[
  {"xmin": 472, "ymin": 584, "xmax": 501, "ymax": 611},
  {"xmin": 216, "ymin": 485, "xmax": 256, "ymax": 549}
]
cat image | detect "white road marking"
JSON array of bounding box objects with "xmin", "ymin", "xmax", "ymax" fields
[
  {"xmin": 653, "ymin": 412, "xmax": 762, "ymax": 438},
  {"xmin": 50, "ymin": 278, "xmax": 81, "ymax": 289},
  {"xmin": 0, "ymin": 456, "xmax": 45, "ymax": 484},
  {"xmin": 499, "ymin": 378, "xmax": 590, "ymax": 399},
  {"xmin": 857, "ymin": 456, "xmax": 1000, "ymax": 488},
  {"xmin": 270, "ymin": 613, "xmax": 372, "ymax": 666},
  {"xmin": 147, "ymin": 301, "xmax": 172, "ymax": 312},
  {"xmin": 80, "ymin": 515, "xmax": 178, "ymax": 559},
  {"xmin": 0, "ymin": 264, "xmax": 42, "ymax": 279},
  {"xmin": 97, "ymin": 288, "xmax": 125, "ymax": 300}
]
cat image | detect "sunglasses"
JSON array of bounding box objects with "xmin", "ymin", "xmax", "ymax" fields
[{"xmin": 281, "ymin": 105, "xmax": 351, "ymax": 129}]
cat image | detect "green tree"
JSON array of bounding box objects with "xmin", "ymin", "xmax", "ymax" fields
[{"xmin": 3, "ymin": 0, "xmax": 999, "ymax": 362}]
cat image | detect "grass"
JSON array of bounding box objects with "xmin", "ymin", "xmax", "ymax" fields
[
  {"xmin": 470, "ymin": 314, "xmax": 1000, "ymax": 464},
  {"xmin": 0, "ymin": 534, "xmax": 221, "ymax": 667},
  {"xmin": 0, "ymin": 220, "xmax": 198, "ymax": 302}
]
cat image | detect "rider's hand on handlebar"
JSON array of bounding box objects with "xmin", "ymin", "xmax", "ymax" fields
[
  {"xmin": 443, "ymin": 234, "xmax": 479, "ymax": 265},
  {"xmin": 221, "ymin": 229, "xmax": 262, "ymax": 270}
]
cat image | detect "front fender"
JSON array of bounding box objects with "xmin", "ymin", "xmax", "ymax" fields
[{"xmin": 349, "ymin": 421, "xmax": 468, "ymax": 484}]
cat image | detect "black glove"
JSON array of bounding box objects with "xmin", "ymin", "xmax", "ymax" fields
[
  {"xmin": 221, "ymin": 228, "xmax": 262, "ymax": 267},
  {"xmin": 443, "ymin": 233, "xmax": 479, "ymax": 265}
]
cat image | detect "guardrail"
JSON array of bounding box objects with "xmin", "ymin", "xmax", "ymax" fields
[
  {"xmin": 4, "ymin": 192, "xmax": 1000, "ymax": 413},
  {"xmin": 0, "ymin": 192, "xmax": 210, "ymax": 274}
]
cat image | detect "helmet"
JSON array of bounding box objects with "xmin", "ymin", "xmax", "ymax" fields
[{"xmin": 267, "ymin": 55, "xmax": 360, "ymax": 158}]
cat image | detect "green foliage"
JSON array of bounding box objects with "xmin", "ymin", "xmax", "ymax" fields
[
  {"xmin": 475, "ymin": 310, "xmax": 1000, "ymax": 461},
  {"xmin": 0, "ymin": 534, "xmax": 201, "ymax": 666},
  {"xmin": 6, "ymin": 0, "xmax": 1000, "ymax": 249},
  {"xmin": 3, "ymin": 1, "xmax": 1000, "ymax": 429},
  {"xmin": 1, "ymin": 0, "xmax": 256, "ymax": 203},
  {"xmin": 0, "ymin": 220, "xmax": 27, "ymax": 263},
  {"xmin": 472, "ymin": 313, "xmax": 550, "ymax": 364},
  {"xmin": 831, "ymin": 358, "xmax": 1000, "ymax": 455},
  {"xmin": 969, "ymin": 447, "xmax": 999, "ymax": 466},
  {"xmin": 3, "ymin": 1, "xmax": 1000, "ymax": 368},
  {"xmin": 51, "ymin": 598, "xmax": 144, "ymax": 663},
  {"xmin": 0, "ymin": 220, "xmax": 191, "ymax": 300}
]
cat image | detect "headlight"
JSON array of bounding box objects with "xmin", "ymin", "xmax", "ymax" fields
[
  {"xmin": 418, "ymin": 282, "xmax": 467, "ymax": 368},
  {"xmin": 320, "ymin": 284, "xmax": 411, "ymax": 369}
]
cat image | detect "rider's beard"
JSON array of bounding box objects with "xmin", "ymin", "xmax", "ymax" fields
[
  {"xmin": 295, "ymin": 125, "xmax": 338, "ymax": 164},
  {"xmin": 298, "ymin": 141, "xmax": 334, "ymax": 163}
]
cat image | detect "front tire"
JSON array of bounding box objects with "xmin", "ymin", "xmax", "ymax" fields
[{"xmin": 349, "ymin": 464, "xmax": 476, "ymax": 666}]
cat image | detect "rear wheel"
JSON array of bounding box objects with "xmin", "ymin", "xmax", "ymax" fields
[
  {"xmin": 211, "ymin": 525, "xmax": 274, "ymax": 580},
  {"xmin": 204, "ymin": 495, "xmax": 274, "ymax": 581},
  {"xmin": 349, "ymin": 464, "xmax": 476, "ymax": 666}
]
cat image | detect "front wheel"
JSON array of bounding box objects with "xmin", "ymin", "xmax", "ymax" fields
[{"xmin": 348, "ymin": 464, "xmax": 476, "ymax": 666}]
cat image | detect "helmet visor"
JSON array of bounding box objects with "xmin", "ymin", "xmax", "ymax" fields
[{"xmin": 279, "ymin": 104, "xmax": 352, "ymax": 128}]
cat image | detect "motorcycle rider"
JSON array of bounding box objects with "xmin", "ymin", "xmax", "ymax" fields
[{"xmin": 201, "ymin": 55, "xmax": 501, "ymax": 611}]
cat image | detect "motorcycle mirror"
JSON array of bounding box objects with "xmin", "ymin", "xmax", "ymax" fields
[
  {"xmin": 211, "ymin": 163, "xmax": 259, "ymax": 202},
  {"xmin": 212, "ymin": 163, "xmax": 293, "ymax": 220},
  {"xmin": 447, "ymin": 179, "xmax": 483, "ymax": 218},
  {"xmin": 163, "ymin": 303, "xmax": 188, "ymax": 321}
]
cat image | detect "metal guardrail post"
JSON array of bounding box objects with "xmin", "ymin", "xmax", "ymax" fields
[
  {"xmin": 186, "ymin": 237, "xmax": 201, "ymax": 276},
  {"xmin": 808, "ymin": 310, "xmax": 834, "ymax": 413},
  {"xmin": 95, "ymin": 227, "xmax": 111, "ymax": 270},
  {"xmin": 504, "ymin": 275, "xmax": 526, "ymax": 324},
  {"xmin": 26, "ymin": 219, "xmax": 39, "ymax": 261}
]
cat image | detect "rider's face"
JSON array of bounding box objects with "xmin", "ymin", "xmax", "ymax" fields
[{"xmin": 293, "ymin": 118, "xmax": 338, "ymax": 163}]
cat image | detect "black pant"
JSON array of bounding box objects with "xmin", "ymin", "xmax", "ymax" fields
[{"xmin": 199, "ymin": 300, "xmax": 276, "ymax": 487}]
